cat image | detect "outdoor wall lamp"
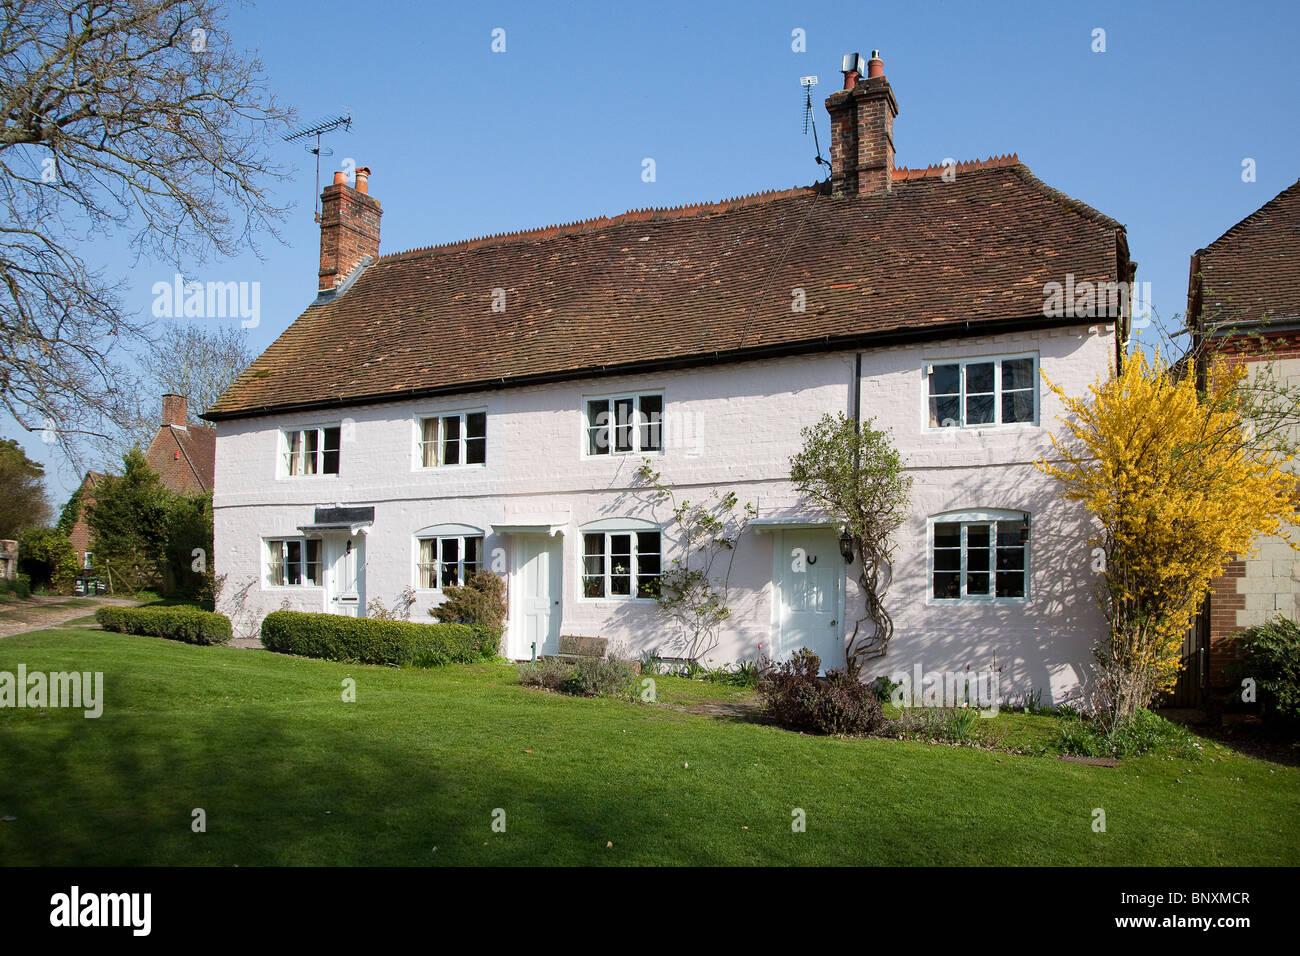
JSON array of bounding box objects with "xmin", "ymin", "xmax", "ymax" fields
[{"xmin": 838, "ymin": 528, "xmax": 855, "ymax": 563}]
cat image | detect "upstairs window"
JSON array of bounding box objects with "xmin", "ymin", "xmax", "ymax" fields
[
  {"xmin": 585, "ymin": 393, "xmax": 663, "ymax": 456},
  {"xmin": 266, "ymin": 538, "xmax": 322, "ymax": 587},
  {"xmin": 927, "ymin": 356, "xmax": 1037, "ymax": 428},
  {"xmin": 417, "ymin": 534, "xmax": 483, "ymax": 589},
  {"xmin": 582, "ymin": 530, "xmax": 661, "ymax": 599},
  {"xmin": 283, "ymin": 426, "xmax": 341, "ymax": 476},
  {"xmin": 930, "ymin": 511, "xmax": 1029, "ymax": 602},
  {"xmin": 417, "ymin": 411, "xmax": 486, "ymax": 468}
]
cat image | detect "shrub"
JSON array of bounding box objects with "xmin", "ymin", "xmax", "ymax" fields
[
  {"xmin": 18, "ymin": 527, "xmax": 78, "ymax": 594},
  {"xmin": 1, "ymin": 575, "xmax": 31, "ymax": 600},
  {"xmin": 517, "ymin": 657, "xmax": 575, "ymax": 692},
  {"xmin": 96, "ymin": 605, "xmax": 232, "ymax": 646},
  {"xmin": 430, "ymin": 571, "xmax": 507, "ymax": 648},
  {"xmin": 261, "ymin": 610, "xmax": 495, "ymax": 667},
  {"xmin": 758, "ymin": 648, "xmax": 884, "ymax": 736},
  {"xmin": 1233, "ymin": 616, "xmax": 1300, "ymax": 726},
  {"xmin": 887, "ymin": 707, "xmax": 985, "ymax": 745},
  {"xmin": 1054, "ymin": 708, "xmax": 1203, "ymax": 759}
]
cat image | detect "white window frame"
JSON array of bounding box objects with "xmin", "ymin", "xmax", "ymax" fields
[
  {"xmin": 280, "ymin": 424, "xmax": 342, "ymax": 478},
  {"xmin": 414, "ymin": 528, "xmax": 485, "ymax": 591},
  {"xmin": 83, "ymin": 552, "xmax": 93, "ymax": 570},
  {"xmin": 264, "ymin": 536, "xmax": 324, "ymax": 588},
  {"xmin": 923, "ymin": 353, "xmax": 1038, "ymax": 430},
  {"xmin": 926, "ymin": 509, "xmax": 1030, "ymax": 605},
  {"xmin": 579, "ymin": 520, "xmax": 662, "ymax": 602},
  {"xmin": 414, "ymin": 409, "xmax": 488, "ymax": 470},
  {"xmin": 582, "ymin": 391, "xmax": 664, "ymax": 458}
]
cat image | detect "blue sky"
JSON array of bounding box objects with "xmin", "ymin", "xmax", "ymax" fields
[{"xmin": 10, "ymin": 0, "xmax": 1300, "ymax": 503}]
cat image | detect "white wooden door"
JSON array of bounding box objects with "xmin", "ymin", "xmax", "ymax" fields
[
  {"xmin": 775, "ymin": 530, "xmax": 843, "ymax": 670},
  {"xmin": 327, "ymin": 535, "xmax": 365, "ymax": 618},
  {"xmin": 513, "ymin": 535, "xmax": 561, "ymax": 657}
]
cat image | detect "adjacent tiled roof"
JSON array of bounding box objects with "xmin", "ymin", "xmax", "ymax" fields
[
  {"xmin": 206, "ymin": 159, "xmax": 1128, "ymax": 420},
  {"xmin": 1191, "ymin": 178, "xmax": 1300, "ymax": 327},
  {"xmin": 144, "ymin": 424, "xmax": 216, "ymax": 494}
]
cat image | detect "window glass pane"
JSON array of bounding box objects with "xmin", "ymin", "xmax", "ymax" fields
[
  {"xmin": 418, "ymin": 539, "xmax": 437, "ymax": 589},
  {"xmin": 285, "ymin": 540, "xmax": 302, "ymax": 585},
  {"xmin": 966, "ymin": 393, "xmax": 995, "ymax": 425},
  {"xmin": 1002, "ymin": 358, "xmax": 1034, "ymax": 390},
  {"xmin": 464, "ymin": 537, "xmax": 481, "ymax": 577},
  {"xmin": 322, "ymin": 427, "xmax": 340, "ymax": 474},
  {"xmin": 587, "ymin": 400, "xmax": 609, "ymax": 455},
  {"xmin": 933, "ymin": 571, "xmax": 961, "ymax": 599},
  {"xmin": 933, "ymin": 523, "xmax": 961, "ymax": 549},
  {"xmin": 996, "ymin": 520, "xmax": 1026, "ymax": 549},
  {"xmin": 304, "ymin": 539, "xmax": 321, "ymax": 586},
  {"xmin": 465, "ymin": 413, "xmax": 487, "ymax": 464},
  {"xmin": 933, "ymin": 549, "xmax": 961, "ymax": 572},
  {"xmin": 1002, "ymin": 390, "xmax": 1034, "ymax": 423},
  {"xmin": 304, "ymin": 429, "xmax": 319, "ymax": 474},
  {"xmin": 267, "ymin": 540, "xmax": 284, "ymax": 586},
  {"xmin": 440, "ymin": 537, "xmax": 460, "ymax": 587},
  {"xmin": 583, "ymin": 533, "xmax": 605, "ymax": 597},
  {"xmin": 636, "ymin": 531, "xmax": 661, "ymax": 598},
  {"xmin": 613, "ymin": 398, "xmax": 634, "ymax": 453},
  {"xmin": 996, "ymin": 571, "xmax": 1026, "ymax": 598},
  {"xmin": 929, "ymin": 396, "xmax": 960, "ymax": 428},
  {"xmin": 966, "ymin": 573, "xmax": 990, "ymax": 595},
  {"xmin": 609, "ymin": 533, "xmax": 632, "ymax": 595},
  {"xmin": 421, "ymin": 418, "xmax": 438, "ymax": 467},
  {"xmin": 966, "ymin": 525, "xmax": 990, "ymax": 550},
  {"xmin": 442, "ymin": 416, "xmax": 461, "ymax": 465},
  {"xmin": 966, "ymin": 547, "xmax": 990, "ymax": 572},
  {"xmin": 929, "ymin": 364, "xmax": 959, "ymax": 396},
  {"xmin": 286, "ymin": 432, "xmax": 302, "ymax": 475},
  {"xmin": 639, "ymin": 395, "xmax": 663, "ymax": 451},
  {"xmin": 966, "ymin": 362, "xmax": 995, "ymax": 394}
]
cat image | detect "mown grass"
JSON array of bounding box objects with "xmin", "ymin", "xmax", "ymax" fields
[{"xmin": 0, "ymin": 627, "xmax": 1296, "ymax": 866}]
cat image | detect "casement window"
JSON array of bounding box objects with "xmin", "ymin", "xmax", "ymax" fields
[
  {"xmin": 416, "ymin": 411, "xmax": 487, "ymax": 468},
  {"xmin": 930, "ymin": 511, "xmax": 1029, "ymax": 602},
  {"xmin": 584, "ymin": 393, "xmax": 663, "ymax": 456},
  {"xmin": 266, "ymin": 538, "xmax": 322, "ymax": 587},
  {"xmin": 416, "ymin": 534, "xmax": 483, "ymax": 589},
  {"xmin": 926, "ymin": 355, "xmax": 1037, "ymax": 428},
  {"xmin": 582, "ymin": 530, "xmax": 661, "ymax": 599},
  {"xmin": 282, "ymin": 425, "xmax": 341, "ymax": 476}
]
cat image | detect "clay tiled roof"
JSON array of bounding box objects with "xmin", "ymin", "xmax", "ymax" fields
[
  {"xmin": 206, "ymin": 159, "xmax": 1128, "ymax": 420},
  {"xmin": 144, "ymin": 424, "xmax": 216, "ymax": 494},
  {"xmin": 1191, "ymin": 178, "xmax": 1300, "ymax": 328}
]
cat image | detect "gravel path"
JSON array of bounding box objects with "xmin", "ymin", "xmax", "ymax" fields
[{"xmin": 0, "ymin": 595, "xmax": 139, "ymax": 639}]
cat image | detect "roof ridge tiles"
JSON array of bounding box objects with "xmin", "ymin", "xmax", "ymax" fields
[
  {"xmin": 1197, "ymin": 177, "xmax": 1300, "ymax": 256},
  {"xmin": 378, "ymin": 184, "xmax": 819, "ymax": 262},
  {"xmin": 891, "ymin": 153, "xmax": 1021, "ymax": 181}
]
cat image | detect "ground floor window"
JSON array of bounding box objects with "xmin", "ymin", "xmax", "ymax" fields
[
  {"xmin": 931, "ymin": 513, "xmax": 1028, "ymax": 601},
  {"xmin": 266, "ymin": 537, "xmax": 322, "ymax": 587},
  {"xmin": 582, "ymin": 531, "xmax": 661, "ymax": 599},
  {"xmin": 417, "ymin": 535, "xmax": 482, "ymax": 589}
]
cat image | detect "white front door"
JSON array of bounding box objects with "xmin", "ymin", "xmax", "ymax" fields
[
  {"xmin": 512, "ymin": 535, "xmax": 562, "ymax": 658},
  {"xmin": 327, "ymin": 534, "xmax": 365, "ymax": 617},
  {"xmin": 774, "ymin": 529, "xmax": 844, "ymax": 671}
]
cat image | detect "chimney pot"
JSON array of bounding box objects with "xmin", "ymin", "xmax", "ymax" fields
[
  {"xmin": 355, "ymin": 166, "xmax": 371, "ymax": 195},
  {"xmin": 841, "ymin": 51, "xmax": 863, "ymax": 89},
  {"xmin": 332, "ymin": 170, "xmax": 347, "ymax": 186},
  {"xmin": 866, "ymin": 50, "xmax": 884, "ymax": 78}
]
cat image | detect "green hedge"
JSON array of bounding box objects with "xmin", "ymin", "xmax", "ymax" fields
[
  {"xmin": 261, "ymin": 611, "xmax": 496, "ymax": 667},
  {"xmin": 96, "ymin": 605, "xmax": 232, "ymax": 645}
]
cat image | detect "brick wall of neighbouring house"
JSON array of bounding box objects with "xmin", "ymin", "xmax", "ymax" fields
[
  {"xmin": 1203, "ymin": 339, "xmax": 1300, "ymax": 692},
  {"xmin": 144, "ymin": 429, "xmax": 207, "ymax": 495}
]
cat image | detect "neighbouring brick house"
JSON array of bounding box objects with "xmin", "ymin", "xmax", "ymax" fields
[
  {"xmin": 0, "ymin": 539, "xmax": 18, "ymax": 580},
  {"xmin": 204, "ymin": 51, "xmax": 1135, "ymax": 703},
  {"xmin": 1188, "ymin": 177, "xmax": 1300, "ymax": 701},
  {"xmin": 64, "ymin": 394, "xmax": 216, "ymax": 571}
]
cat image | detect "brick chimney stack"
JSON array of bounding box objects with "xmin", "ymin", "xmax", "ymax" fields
[
  {"xmin": 318, "ymin": 165, "xmax": 382, "ymax": 292},
  {"xmin": 825, "ymin": 50, "xmax": 899, "ymax": 197},
  {"xmin": 161, "ymin": 393, "xmax": 187, "ymax": 427}
]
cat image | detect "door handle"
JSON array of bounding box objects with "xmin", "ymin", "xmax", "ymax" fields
[{"xmin": 553, "ymin": 600, "xmax": 560, "ymax": 605}]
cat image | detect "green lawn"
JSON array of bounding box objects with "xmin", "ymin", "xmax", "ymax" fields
[{"xmin": 1, "ymin": 627, "xmax": 1297, "ymax": 866}]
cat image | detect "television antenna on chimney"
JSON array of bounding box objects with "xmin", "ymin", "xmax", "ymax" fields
[
  {"xmin": 799, "ymin": 76, "xmax": 831, "ymax": 179},
  {"xmin": 283, "ymin": 109, "xmax": 353, "ymax": 222}
]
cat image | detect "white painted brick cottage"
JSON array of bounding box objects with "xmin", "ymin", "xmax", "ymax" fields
[{"xmin": 206, "ymin": 52, "xmax": 1134, "ymax": 704}]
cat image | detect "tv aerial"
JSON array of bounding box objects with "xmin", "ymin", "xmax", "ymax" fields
[
  {"xmin": 800, "ymin": 76, "xmax": 831, "ymax": 177},
  {"xmin": 284, "ymin": 109, "xmax": 353, "ymax": 221}
]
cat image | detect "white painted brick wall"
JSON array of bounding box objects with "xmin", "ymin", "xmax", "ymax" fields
[{"xmin": 214, "ymin": 322, "xmax": 1117, "ymax": 704}]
